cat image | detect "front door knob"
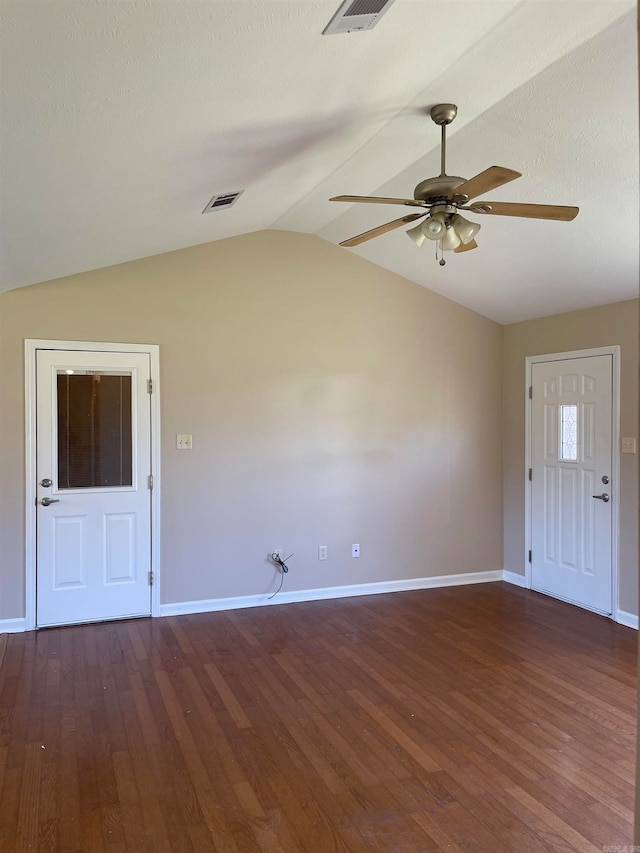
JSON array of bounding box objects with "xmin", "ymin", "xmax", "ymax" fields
[
  {"xmin": 592, "ymin": 493, "xmax": 609, "ymax": 503},
  {"xmin": 40, "ymin": 497, "xmax": 60, "ymax": 506}
]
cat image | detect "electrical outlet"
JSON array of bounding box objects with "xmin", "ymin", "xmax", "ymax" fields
[
  {"xmin": 318, "ymin": 545, "xmax": 327, "ymax": 561},
  {"xmin": 352, "ymin": 543, "xmax": 360, "ymax": 558},
  {"xmin": 176, "ymin": 434, "xmax": 193, "ymax": 450},
  {"xmin": 621, "ymin": 437, "xmax": 637, "ymax": 454}
]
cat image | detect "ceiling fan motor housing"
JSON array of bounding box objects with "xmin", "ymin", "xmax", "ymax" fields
[{"xmin": 413, "ymin": 175, "xmax": 467, "ymax": 203}]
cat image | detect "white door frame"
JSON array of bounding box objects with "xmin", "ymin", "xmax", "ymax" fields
[
  {"xmin": 524, "ymin": 346, "xmax": 620, "ymax": 619},
  {"xmin": 25, "ymin": 339, "xmax": 161, "ymax": 630}
]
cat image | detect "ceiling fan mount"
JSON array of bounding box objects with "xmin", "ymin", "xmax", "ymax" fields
[
  {"xmin": 330, "ymin": 103, "xmax": 579, "ymax": 261},
  {"xmin": 428, "ymin": 103, "xmax": 458, "ymax": 126}
]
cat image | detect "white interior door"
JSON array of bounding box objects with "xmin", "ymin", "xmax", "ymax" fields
[
  {"xmin": 36, "ymin": 349, "xmax": 152, "ymax": 627},
  {"xmin": 530, "ymin": 354, "xmax": 613, "ymax": 614}
]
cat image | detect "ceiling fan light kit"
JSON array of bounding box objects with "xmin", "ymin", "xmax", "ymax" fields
[
  {"xmin": 406, "ymin": 222, "xmax": 427, "ymax": 248},
  {"xmin": 425, "ymin": 211, "xmax": 447, "ymax": 238},
  {"xmin": 450, "ymin": 213, "xmax": 481, "ymax": 244},
  {"xmin": 330, "ymin": 104, "xmax": 579, "ymax": 264},
  {"xmin": 440, "ymin": 223, "xmax": 462, "ymax": 252}
]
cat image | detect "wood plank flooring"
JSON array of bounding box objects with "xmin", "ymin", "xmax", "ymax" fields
[{"xmin": 0, "ymin": 583, "xmax": 636, "ymax": 851}]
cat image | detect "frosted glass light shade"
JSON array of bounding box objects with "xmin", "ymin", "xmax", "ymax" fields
[
  {"xmin": 440, "ymin": 224, "xmax": 461, "ymax": 251},
  {"xmin": 406, "ymin": 222, "xmax": 426, "ymax": 247},
  {"xmin": 451, "ymin": 214, "xmax": 481, "ymax": 244},
  {"xmin": 424, "ymin": 213, "xmax": 446, "ymax": 241}
]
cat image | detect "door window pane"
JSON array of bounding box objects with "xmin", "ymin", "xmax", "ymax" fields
[
  {"xmin": 57, "ymin": 373, "xmax": 133, "ymax": 488},
  {"xmin": 560, "ymin": 404, "xmax": 578, "ymax": 461}
]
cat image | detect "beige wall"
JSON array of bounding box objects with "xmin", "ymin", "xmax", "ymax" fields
[
  {"xmin": 0, "ymin": 230, "xmax": 504, "ymax": 620},
  {"xmin": 503, "ymin": 300, "xmax": 639, "ymax": 615}
]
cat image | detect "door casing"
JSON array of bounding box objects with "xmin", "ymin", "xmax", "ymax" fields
[
  {"xmin": 25, "ymin": 339, "xmax": 161, "ymax": 630},
  {"xmin": 525, "ymin": 346, "xmax": 620, "ymax": 619}
]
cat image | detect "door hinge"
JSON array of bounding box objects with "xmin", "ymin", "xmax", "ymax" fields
[
  {"xmin": 147, "ymin": 379, "xmax": 153, "ymax": 394},
  {"xmin": 148, "ymin": 571, "xmax": 154, "ymax": 586},
  {"xmin": 528, "ymin": 550, "xmax": 532, "ymax": 563},
  {"xmin": 528, "ymin": 385, "xmax": 533, "ymax": 399},
  {"xmin": 147, "ymin": 474, "xmax": 153, "ymax": 490},
  {"xmin": 528, "ymin": 468, "xmax": 532, "ymax": 481}
]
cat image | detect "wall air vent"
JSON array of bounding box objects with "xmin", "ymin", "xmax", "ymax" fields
[
  {"xmin": 202, "ymin": 190, "xmax": 244, "ymax": 213},
  {"xmin": 322, "ymin": 0, "xmax": 397, "ymax": 35}
]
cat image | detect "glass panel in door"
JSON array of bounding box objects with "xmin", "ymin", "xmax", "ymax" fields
[{"xmin": 57, "ymin": 372, "xmax": 133, "ymax": 488}]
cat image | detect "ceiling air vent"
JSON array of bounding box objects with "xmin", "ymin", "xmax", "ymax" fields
[
  {"xmin": 202, "ymin": 190, "xmax": 244, "ymax": 213},
  {"xmin": 322, "ymin": 0, "xmax": 397, "ymax": 35}
]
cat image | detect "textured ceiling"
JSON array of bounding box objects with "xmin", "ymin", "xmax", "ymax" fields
[{"xmin": 0, "ymin": 0, "xmax": 637, "ymax": 322}]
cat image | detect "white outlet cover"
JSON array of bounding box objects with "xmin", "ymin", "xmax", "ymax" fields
[
  {"xmin": 318, "ymin": 545, "xmax": 327, "ymax": 561},
  {"xmin": 176, "ymin": 434, "xmax": 193, "ymax": 449},
  {"xmin": 621, "ymin": 437, "xmax": 636, "ymax": 454}
]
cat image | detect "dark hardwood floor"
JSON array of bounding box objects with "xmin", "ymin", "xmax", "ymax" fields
[{"xmin": 0, "ymin": 583, "xmax": 636, "ymax": 851}]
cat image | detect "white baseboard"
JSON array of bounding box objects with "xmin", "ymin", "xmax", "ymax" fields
[
  {"xmin": 0, "ymin": 618, "xmax": 27, "ymax": 634},
  {"xmin": 159, "ymin": 570, "xmax": 504, "ymax": 617},
  {"xmin": 502, "ymin": 570, "xmax": 527, "ymax": 588},
  {"xmin": 615, "ymin": 610, "xmax": 638, "ymax": 630},
  {"xmin": 6, "ymin": 572, "xmax": 631, "ymax": 629}
]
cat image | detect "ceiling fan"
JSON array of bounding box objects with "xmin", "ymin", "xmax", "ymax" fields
[{"xmin": 330, "ymin": 104, "xmax": 578, "ymax": 264}]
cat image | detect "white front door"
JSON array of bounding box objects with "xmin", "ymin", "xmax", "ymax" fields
[
  {"xmin": 36, "ymin": 349, "xmax": 152, "ymax": 627},
  {"xmin": 530, "ymin": 354, "xmax": 613, "ymax": 614}
]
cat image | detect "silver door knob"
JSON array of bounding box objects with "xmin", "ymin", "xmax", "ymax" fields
[
  {"xmin": 40, "ymin": 478, "xmax": 53, "ymax": 488},
  {"xmin": 40, "ymin": 497, "xmax": 60, "ymax": 506},
  {"xmin": 592, "ymin": 493, "xmax": 609, "ymax": 503}
]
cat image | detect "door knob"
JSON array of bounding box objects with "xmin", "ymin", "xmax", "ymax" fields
[
  {"xmin": 40, "ymin": 478, "xmax": 53, "ymax": 488},
  {"xmin": 592, "ymin": 493, "xmax": 609, "ymax": 503},
  {"xmin": 40, "ymin": 497, "xmax": 60, "ymax": 506}
]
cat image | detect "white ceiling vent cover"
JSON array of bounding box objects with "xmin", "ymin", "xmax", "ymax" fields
[
  {"xmin": 202, "ymin": 190, "xmax": 244, "ymax": 213},
  {"xmin": 322, "ymin": 0, "xmax": 397, "ymax": 35}
]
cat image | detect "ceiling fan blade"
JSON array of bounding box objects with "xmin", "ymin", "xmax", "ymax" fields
[
  {"xmin": 469, "ymin": 201, "xmax": 579, "ymax": 221},
  {"xmin": 339, "ymin": 213, "xmax": 426, "ymax": 247},
  {"xmin": 453, "ymin": 167, "xmax": 522, "ymax": 202},
  {"xmin": 331, "ymin": 195, "xmax": 426, "ymax": 207},
  {"xmin": 454, "ymin": 239, "xmax": 478, "ymax": 253}
]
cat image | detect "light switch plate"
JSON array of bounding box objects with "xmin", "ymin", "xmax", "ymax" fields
[
  {"xmin": 177, "ymin": 434, "xmax": 193, "ymax": 450},
  {"xmin": 621, "ymin": 437, "xmax": 636, "ymax": 454}
]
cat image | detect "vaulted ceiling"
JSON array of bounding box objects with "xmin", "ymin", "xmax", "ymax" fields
[{"xmin": 1, "ymin": 1, "xmax": 637, "ymax": 322}]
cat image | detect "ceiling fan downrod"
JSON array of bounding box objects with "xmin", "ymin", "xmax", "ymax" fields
[{"xmin": 429, "ymin": 103, "xmax": 457, "ymax": 177}]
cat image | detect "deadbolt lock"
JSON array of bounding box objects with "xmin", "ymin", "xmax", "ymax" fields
[
  {"xmin": 601, "ymin": 475, "xmax": 609, "ymax": 485},
  {"xmin": 40, "ymin": 478, "xmax": 53, "ymax": 488}
]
